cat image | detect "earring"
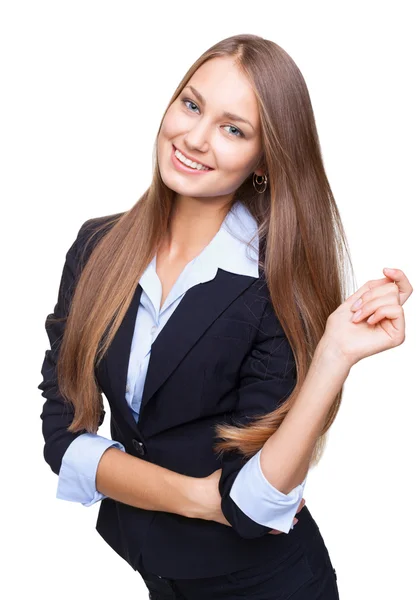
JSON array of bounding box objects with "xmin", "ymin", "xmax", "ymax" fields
[{"xmin": 253, "ymin": 173, "xmax": 268, "ymax": 194}]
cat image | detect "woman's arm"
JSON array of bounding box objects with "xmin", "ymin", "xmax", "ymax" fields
[
  {"xmin": 185, "ymin": 296, "xmax": 350, "ymax": 538},
  {"xmin": 39, "ymin": 220, "xmax": 200, "ymax": 520},
  {"xmin": 191, "ymin": 338, "xmax": 348, "ymax": 533},
  {"xmin": 259, "ymin": 268, "xmax": 409, "ymax": 495},
  {"xmin": 259, "ymin": 338, "xmax": 350, "ymax": 495},
  {"xmin": 96, "ymin": 446, "xmax": 198, "ymax": 516},
  {"xmin": 209, "ymin": 272, "xmax": 409, "ymax": 536}
]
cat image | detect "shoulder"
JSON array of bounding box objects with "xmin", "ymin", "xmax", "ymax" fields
[
  {"xmin": 77, "ymin": 211, "xmax": 124, "ymax": 244},
  {"xmin": 70, "ymin": 211, "xmax": 125, "ymax": 266},
  {"xmin": 246, "ymin": 269, "xmax": 270, "ymax": 307},
  {"xmin": 247, "ymin": 273, "xmax": 288, "ymax": 338}
]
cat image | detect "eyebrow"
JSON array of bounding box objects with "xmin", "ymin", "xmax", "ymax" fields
[{"xmin": 184, "ymin": 85, "xmax": 256, "ymax": 132}]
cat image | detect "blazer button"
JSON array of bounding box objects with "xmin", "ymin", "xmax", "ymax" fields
[{"xmin": 132, "ymin": 439, "xmax": 146, "ymax": 455}]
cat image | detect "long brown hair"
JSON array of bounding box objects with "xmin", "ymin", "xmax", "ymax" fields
[{"xmin": 51, "ymin": 33, "xmax": 355, "ymax": 467}]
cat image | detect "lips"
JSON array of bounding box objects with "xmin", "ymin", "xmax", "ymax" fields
[{"xmin": 173, "ymin": 145, "xmax": 214, "ymax": 170}]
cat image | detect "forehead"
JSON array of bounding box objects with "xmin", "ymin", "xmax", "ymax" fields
[{"xmin": 186, "ymin": 57, "xmax": 260, "ymax": 125}]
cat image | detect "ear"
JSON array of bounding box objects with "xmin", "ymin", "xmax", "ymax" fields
[
  {"xmin": 253, "ymin": 168, "xmax": 266, "ymax": 177},
  {"xmin": 253, "ymin": 154, "xmax": 267, "ymax": 177}
]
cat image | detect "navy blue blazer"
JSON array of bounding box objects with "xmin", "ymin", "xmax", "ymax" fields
[{"xmin": 39, "ymin": 215, "xmax": 316, "ymax": 579}]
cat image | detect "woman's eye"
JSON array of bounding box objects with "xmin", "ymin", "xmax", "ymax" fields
[
  {"xmin": 182, "ymin": 98, "xmax": 244, "ymax": 138},
  {"xmin": 222, "ymin": 125, "xmax": 244, "ymax": 138},
  {"xmin": 183, "ymin": 99, "xmax": 200, "ymax": 113}
]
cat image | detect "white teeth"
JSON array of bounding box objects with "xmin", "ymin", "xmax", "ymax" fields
[{"xmin": 174, "ymin": 148, "xmax": 210, "ymax": 171}]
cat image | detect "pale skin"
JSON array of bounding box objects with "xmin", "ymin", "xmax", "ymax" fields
[{"xmin": 96, "ymin": 54, "xmax": 414, "ymax": 534}]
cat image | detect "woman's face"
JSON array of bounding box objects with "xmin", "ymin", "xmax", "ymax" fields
[{"xmin": 157, "ymin": 56, "xmax": 264, "ymax": 204}]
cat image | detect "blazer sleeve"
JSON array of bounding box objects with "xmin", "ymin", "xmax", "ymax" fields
[
  {"xmin": 38, "ymin": 219, "xmax": 106, "ymax": 476},
  {"xmin": 217, "ymin": 295, "xmax": 298, "ymax": 539}
]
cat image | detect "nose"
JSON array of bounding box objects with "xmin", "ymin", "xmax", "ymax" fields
[{"xmin": 183, "ymin": 118, "xmax": 211, "ymax": 155}]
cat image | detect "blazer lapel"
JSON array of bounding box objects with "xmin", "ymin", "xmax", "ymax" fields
[
  {"xmin": 139, "ymin": 268, "xmax": 256, "ymax": 420},
  {"xmin": 101, "ymin": 283, "xmax": 143, "ymax": 432},
  {"xmin": 101, "ymin": 269, "xmax": 257, "ymax": 430}
]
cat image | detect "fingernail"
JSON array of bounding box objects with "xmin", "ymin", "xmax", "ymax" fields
[
  {"xmin": 352, "ymin": 309, "xmax": 362, "ymax": 321},
  {"xmin": 351, "ymin": 298, "xmax": 362, "ymax": 310}
]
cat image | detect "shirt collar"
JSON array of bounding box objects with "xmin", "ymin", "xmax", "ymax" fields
[
  {"xmin": 139, "ymin": 201, "xmax": 259, "ymax": 316},
  {"xmin": 193, "ymin": 200, "xmax": 259, "ymax": 280}
]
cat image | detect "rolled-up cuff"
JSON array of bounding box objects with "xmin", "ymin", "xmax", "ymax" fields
[
  {"xmin": 56, "ymin": 433, "xmax": 125, "ymax": 506},
  {"xmin": 229, "ymin": 448, "xmax": 306, "ymax": 534}
]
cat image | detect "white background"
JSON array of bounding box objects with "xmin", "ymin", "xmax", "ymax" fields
[{"xmin": 1, "ymin": 1, "xmax": 418, "ymax": 598}]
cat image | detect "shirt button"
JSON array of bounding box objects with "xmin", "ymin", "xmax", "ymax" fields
[
  {"xmin": 126, "ymin": 385, "xmax": 130, "ymax": 393},
  {"xmin": 151, "ymin": 326, "xmax": 157, "ymax": 334}
]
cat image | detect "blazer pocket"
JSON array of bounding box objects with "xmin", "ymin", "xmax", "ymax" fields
[{"xmin": 205, "ymin": 317, "xmax": 254, "ymax": 342}]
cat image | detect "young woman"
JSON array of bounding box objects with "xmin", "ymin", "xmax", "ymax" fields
[{"xmin": 39, "ymin": 34, "xmax": 412, "ymax": 599}]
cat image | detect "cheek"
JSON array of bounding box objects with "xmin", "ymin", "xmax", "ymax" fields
[
  {"xmin": 159, "ymin": 118, "xmax": 174, "ymax": 141},
  {"xmin": 157, "ymin": 113, "xmax": 178, "ymax": 162},
  {"xmin": 160, "ymin": 106, "xmax": 188, "ymax": 140},
  {"xmin": 218, "ymin": 147, "xmax": 259, "ymax": 177}
]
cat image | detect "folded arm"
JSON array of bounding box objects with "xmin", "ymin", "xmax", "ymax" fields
[{"xmin": 39, "ymin": 220, "xmax": 199, "ymax": 518}]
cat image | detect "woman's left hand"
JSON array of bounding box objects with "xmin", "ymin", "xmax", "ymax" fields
[{"xmin": 323, "ymin": 267, "xmax": 413, "ymax": 367}]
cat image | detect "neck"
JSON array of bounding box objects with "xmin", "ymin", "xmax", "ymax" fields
[{"xmin": 160, "ymin": 195, "xmax": 233, "ymax": 260}]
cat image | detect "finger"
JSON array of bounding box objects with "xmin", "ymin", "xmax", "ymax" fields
[
  {"xmin": 296, "ymin": 498, "xmax": 305, "ymax": 513},
  {"xmin": 345, "ymin": 274, "xmax": 405, "ymax": 309},
  {"xmin": 269, "ymin": 518, "xmax": 299, "ymax": 535},
  {"xmin": 364, "ymin": 304, "xmax": 405, "ymax": 339},
  {"xmin": 351, "ymin": 292, "xmax": 400, "ymax": 322},
  {"xmin": 345, "ymin": 278, "xmax": 390, "ymax": 306},
  {"xmin": 345, "ymin": 284, "xmax": 375, "ymax": 307},
  {"xmin": 383, "ymin": 268, "xmax": 414, "ymax": 303},
  {"xmin": 350, "ymin": 283, "xmax": 399, "ymax": 312}
]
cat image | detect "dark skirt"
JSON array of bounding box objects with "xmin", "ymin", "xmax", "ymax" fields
[{"xmin": 137, "ymin": 506, "xmax": 340, "ymax": 600}]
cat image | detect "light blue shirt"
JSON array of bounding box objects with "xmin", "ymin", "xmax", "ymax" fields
[{"xmin": 57, "ymin": 201, "xmax": 306, "ymax": 533}]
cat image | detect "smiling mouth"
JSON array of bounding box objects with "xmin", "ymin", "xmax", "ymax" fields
[{"xmin": 173, "ymin": 145, "xmax": 214, "ymax": 170}]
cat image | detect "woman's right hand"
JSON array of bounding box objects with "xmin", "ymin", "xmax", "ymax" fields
[{"xmin": 269, "ymin": 497, "xmax": 305, "ymax": 535}]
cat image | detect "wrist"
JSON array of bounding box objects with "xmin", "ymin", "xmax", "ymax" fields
[
  {"xmin": 180, "ymin": 475, "xmax": 207, "ymax": 520},
  {"xmin": 314, "ymin": 336, "xmax": 353, "ymax": 375}
]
